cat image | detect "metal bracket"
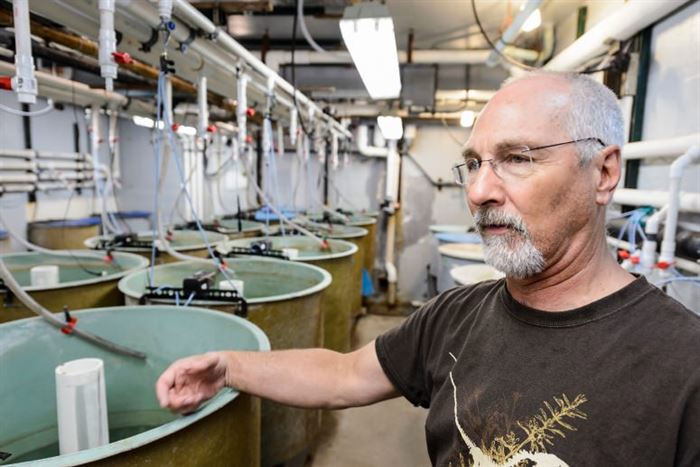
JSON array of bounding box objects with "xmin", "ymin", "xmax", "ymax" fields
[
  {"xmin": 138, "ymin": 286, "xmax": 247, "ymax": 318},
  {"xmin": 94, "ymin": 234, "xmax": 159, "ymax": 252},
  {"xmin": 217, "ymin": 246, "xmax": 289, "ymax": 261},
  {"xmin": 140, "ymin": 27, "xmax": 160, "ymax": 53},
  {"xmin": 0, "ymin": 279, "xmax": 13, "ymax": 306},
  {"xmin": 177, "ymin": 27, "xmax": 198, "ymax": 53}
]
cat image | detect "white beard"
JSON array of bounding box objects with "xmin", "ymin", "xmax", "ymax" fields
[{"xmin": 475, "ymin": 208, "xmax": 545, "ymax": 279}]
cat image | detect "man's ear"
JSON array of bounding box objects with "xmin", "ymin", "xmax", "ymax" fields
[{"xmin": 593, "ymin": 145, "xmax": 621, "ymax": 206}]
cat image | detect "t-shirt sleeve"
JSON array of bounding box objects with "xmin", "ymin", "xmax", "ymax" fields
[
  {"xmin": 375, "ymin": 294, "xmax": 445, "ymax": 409},
  {"xmin": 676, "ymin": 381, "xmax": 700, "ymax": 467}
]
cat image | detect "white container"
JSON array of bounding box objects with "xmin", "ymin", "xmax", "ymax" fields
[
  {"xmin": 281, "ymin": 248, "xmax": 299, "ymax": 260},
  {"xmin": 30, "ymin": 265, "xmax": 60, "ymax": 287},
  {"xmin": 219, "ymin": 279, "xmax": 245, "ymax": 296},
  {"xmin": 55, "ymin": 358, "xmax": 109, "ymax": 454},
  {"xmin": 437, "ymin": 243, "xmax": 485, "ymax": 293},
  {"xmin": 450, "ymin": 264, "xmax": 504, "ymax": 286}
]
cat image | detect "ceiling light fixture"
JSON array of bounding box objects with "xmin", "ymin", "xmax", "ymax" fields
[
  {"xmin": 340, "ymin": 2, "xmax": 401, "ymax": 100},
  {"xmin": 377, "ymin": 116, "xmax": 403, "ymax": 140}
]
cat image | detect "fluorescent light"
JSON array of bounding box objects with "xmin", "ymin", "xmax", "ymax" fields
[
  {"xmin": 340, "ymin": 2, "xmax": 401, "ymax": 100},
  {"xmin": 522, "ymin": 8, "xmax": 542, "ymax": 33},
  {"xmin": 459, "ymin": 110, "xmax": 476, "ymax": 128},
  {"xmin": 377, "ymin": 116, "xmax": 403, "ymax": 140}
]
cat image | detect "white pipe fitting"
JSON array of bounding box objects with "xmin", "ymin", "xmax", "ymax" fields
[
  {"xmin": 11, "ymin": 0, "xmax": 37, "ymax": 104},
  {"xmin": 158, "ymin": 0, "xmax": 174, "ymax": 22},
  {"xmin": 659, "ymin": 145, "xmax": 700, "ymax": 265},
  {"xmin": 639, "ymin": 206, "xmax": 668, "ymax": 274},
  {"xmin": 98, "ymin": 0, "xmax": 117, "ymax": 92},
  {"xmin": 356, "ymin": 125, "xmax": 388, "ymax": 158},
  {"xmin": 486, "ymin": 0, "xmax": 543, "ymax": 66}
]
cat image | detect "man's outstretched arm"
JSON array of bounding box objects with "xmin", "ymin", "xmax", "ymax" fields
[{"xmin": 156, "ymin": 340, "xmax": 398, "ymax": 413}]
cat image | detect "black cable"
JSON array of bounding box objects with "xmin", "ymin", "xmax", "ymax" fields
[
  {"xmin": 470, "ymin": 0, "xmax": 537, "ymax": 71},
  {"xmin": 291, "ymin": 0, "xmax": 312, "ymax": 138}
]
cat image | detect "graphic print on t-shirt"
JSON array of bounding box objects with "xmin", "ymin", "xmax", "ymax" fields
[{"xmin": 447, "ymin": 353, "xmax": 588, "ymax": 467}]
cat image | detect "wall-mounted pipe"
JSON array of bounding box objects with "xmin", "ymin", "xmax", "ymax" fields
[
  {"xmin": 171, "ymin": 0, "xmax": 350, "ymax": 138},
  {"xmin": 659, "ymin": 145, "xmax": 700, "ymax": 266},
  {"xmin": 356, "ymin": 125, "xmax": 388, "ymax": 158},
  {"xmin": 11, "ymin": 0, "xmax": 37, "ymax": 104},
  {"xmin": 622, "ymin": 133, "xmax": 700, "ymax": 160},
  {"xmin": 612, "ymin": 188, "xmax": 700, "ymax": 213},
  {"xmin": 545, "ymin": 0, "xmax": 689, "ymax": 71}
]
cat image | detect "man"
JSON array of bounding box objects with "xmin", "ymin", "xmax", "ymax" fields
[{"xmin": 156, "ymin": 72, "xmax": 699, "ymax": 466}]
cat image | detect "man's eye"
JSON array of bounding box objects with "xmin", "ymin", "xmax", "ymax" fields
[{"xmin": 505, "ymin": 154, "xmax": 530, "ymax": 164}]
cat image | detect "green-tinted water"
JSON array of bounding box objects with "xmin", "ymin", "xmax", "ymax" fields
[{"xmin": 6, "ymin": 425, "xmax": 157, "ymax": 464}]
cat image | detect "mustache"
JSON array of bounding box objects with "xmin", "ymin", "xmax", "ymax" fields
[{"xmin": 474, "ymin": 208, "xmax": 528, "ymax": 234}]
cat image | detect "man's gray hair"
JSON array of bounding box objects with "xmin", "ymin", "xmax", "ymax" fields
[{"xmin": 504, "ymin": 71, "xmax": 625, "ymax": 164}]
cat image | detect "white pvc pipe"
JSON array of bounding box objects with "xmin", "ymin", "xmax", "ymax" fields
[
  {"xmin": 356, "ymin": 125, "xmax": 388, "ymax": 158},
  {"xmin": 613, "ymin": 188, "xmax": 700, "ymax": 213},
  {"xmin": 55, "ymin": 358, "xmax": 109, "ymax": 454},
  {"xmin": 622, "ymin": 133, "xmax": 700, "ymax": 160},
  {"xmin": 11, "ymin": 0, "xmax": 38, "ymax": 104},
  {"xmin": 171, "ymin": 0, "xmax": 351, "ymax": 138},
  {"xmin": 640, "ymin": 206, "xmax": 667, "ymax": 274},
  {"xmin": 486, "ymin": 0, "xmax": 543, "ymax": 66},
  {"xmin": 659, "ymin": 145, "xmax": 700, "ymax": 265},
  {"xmin": 197, "ymin": 74, "xmax": 208, "ymax": 139},
  {"xmin": 98, "ymin": 0, "xmax": 117, "ymax": 92},
  {"xmin": 236, "ymin": 73, "xmax": 249, "ymax": 148},
  {"xmin": 546, "ymin": 0, "xmax": 689, "ymax": 71}
]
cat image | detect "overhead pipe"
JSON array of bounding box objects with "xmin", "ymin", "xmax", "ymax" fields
[
  {"xmin": 486, "ymin": 0, "xmax": 543, "ymax": 66},
  {"xmin": 263, "ymin": 48, "xmax": 539, "ymax": 73},
  {"xmin": 11, "ymin": 0, "xmax": 37, "ymax": 104},
  {"xmin": 356, "ymin": 125, "xmax": 388, "ymax": 158},
  {"xmin": 622, "ymin": 133, "xmax": 700, "ymax": 160},
  {"xmin": 659, "ymin": 145, "xmax": 700, "ymax": 267},
  {"xmin": 171, "ymin": 0, "xmax": 350, "ymax": 138},
  {"xmin": 613, "ymin": 188, "xmax": 700, "ymax": 213},
  {"xmin": 546, "ymin": 0, "xmax": 689, "ymax": 71}
]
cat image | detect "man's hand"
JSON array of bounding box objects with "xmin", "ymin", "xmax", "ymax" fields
[{"xmin": 155, "ymin": 352, "xmax": 228, "ymax": 413}]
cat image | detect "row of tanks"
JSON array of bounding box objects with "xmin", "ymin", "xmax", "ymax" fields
[{"xmin": 0, "ymin": 210, "xmax": 378, "ymax": 466}]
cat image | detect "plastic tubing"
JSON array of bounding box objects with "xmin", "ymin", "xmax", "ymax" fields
[{"xmin": 0, "ymin": 257, "xmax": 146, "ymax": 359}]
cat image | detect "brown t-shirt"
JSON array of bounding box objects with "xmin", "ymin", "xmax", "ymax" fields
[{"xmin": 376, "ymin": 276, "xmax": 700, "ymax": 467}]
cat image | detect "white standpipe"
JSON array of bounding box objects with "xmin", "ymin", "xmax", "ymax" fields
[
  {"xmin": 659, "ymin": 145, "xmax": 700, "ymax": 267},
  {"xmin": 197, "ymin": 74, "xmax": 208, "ymax": 139},
  {"xmin": 11, "ymin": 0, "xmax": 38, "ymax": 104},
  {"xmin": 98, "ymin": 0, "xmax": 117, "ymax": 92},
  {"xmin": 384, "ymin": 139, "xmax": 400, "ymax": 305},
  {"xmin": 289, "ymin": 107, "xmax": 298, "ymax": 146},
  {"xmin": 236, "ymin": 73, "xmax": 249, "ymax": 148},
  {"xmin": 639, "ymin": 205, "xmax": 667, "ymax": 275},
  {"xmin": 158, "ymin": 0, "xmax": 174, "ymax": 22},
  {"xmin": 55, "ymin": 358, "xmax": 109, "ymax": 455}
]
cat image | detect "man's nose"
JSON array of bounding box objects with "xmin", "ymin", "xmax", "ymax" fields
[{"xmin": 467, "ymin": 162, "xmax": 506, "ymax": 207}]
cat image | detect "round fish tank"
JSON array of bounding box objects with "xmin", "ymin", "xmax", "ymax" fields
[
  {"xmin": 306, "ymin": 224, "xmax": 368, "ymax": 318},
  {"xmin": 435, "ymin": 232, "xmax": 481, "ymax": 245},
  {"xmin": 84, "ymin": 230, "xmax": 227, "ymax": 264},
  {"xmin": 28, "ymin": 217, "xmax": 101, "ymax": 250},
  {"xmin": 0, "ymin": 251, "xmax": 149, "ymax": 324},
  {"xmin": 214, "ymin": 219, "xmax": 266, "ymax": 239},
  {"xmin": 219, "ymin": 236, "xmax": 358, "ymax": 353},
  {"xmin": 429, "ymin": 224, "xmax": 470, "ymax": 234},
  {"xmin": 118, "ymin": 258, "xmax": 331, "ymax": 467},
  {"xmin": 437, "ymin": 243, "xmax": 485, "ymax": 293},
  {"xmin": 0, "ymin": 305, "xmax": 268, "ymax": 466},
  {"xmin": 343, "ymin": 215, "xmax": 377, "ymax": 275},
  {"xmin": 450, "ymin": 264, "xmax": 504, "ymax": 287},
  {"xmin": 0, "ymin": 230, "xmax": 10, "ymax": 255}
]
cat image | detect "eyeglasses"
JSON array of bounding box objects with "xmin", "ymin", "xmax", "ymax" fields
[{"xmin": 452, "ymin": 137, "xmax": 606, "ymax": 186}]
